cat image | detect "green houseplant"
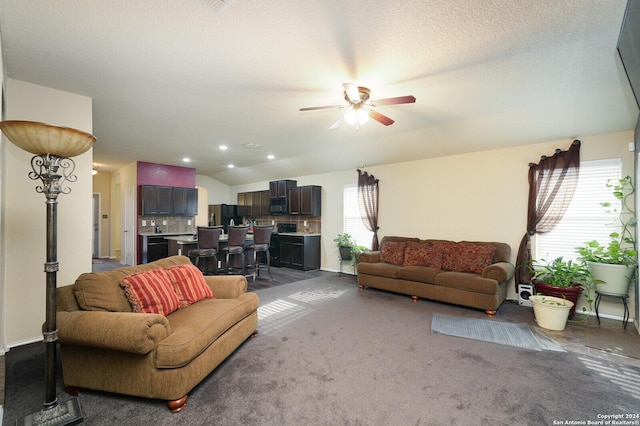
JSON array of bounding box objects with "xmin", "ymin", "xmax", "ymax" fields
[
  {"xmin": 577, "ymin": 176, "xmax": 637, "ymax": 296},
  {"xmin": 531, "ymin": 257, "xmax": 592, "ymax": 318},
  {"xmin": 334, "ymin": 233, "xmax": 356, "ymax": 261}
]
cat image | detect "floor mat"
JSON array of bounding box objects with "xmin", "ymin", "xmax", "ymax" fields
[{"xmin": 431, "ymin": 312, "xmax": 564, "ymax": 352}]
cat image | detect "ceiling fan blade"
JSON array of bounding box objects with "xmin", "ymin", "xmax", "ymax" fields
[
  {"xmin": 371, "ymin": 95, "xmax": 416, "ymax": 106},
  {"xmin": 369, "ymin": 110, "xmax": 395, "ymax": 126},
  {"xmin": 343, "ymin": 83, "xmax": 360, "ymax": 103},
  {"xmin": 329, "ymin": 114, "xmax": 345, "ymax": 130},
  {"xmin": 299, "ymin": 105, "xmax": 343, "ymax": 111}
]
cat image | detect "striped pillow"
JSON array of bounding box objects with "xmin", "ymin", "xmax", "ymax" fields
[
  {"xmin": 120, "ymin": 269, "xmax": 180, "ymax": 316},
  {"xmin": 166, "ymin": 264, "xmax": 215, "ymax": 308}
]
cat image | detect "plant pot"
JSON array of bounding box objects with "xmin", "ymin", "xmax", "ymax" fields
[
  {"xmin": 339, "ymin": 246, "xmax": 352, "ymax": 261},
  {"xmin": 532, "ymin": 280, "xmax": 582, "ymax": 318},
  {"xmin": 530, "ymin": 295, "xmax": 574, "ymax": 331},
  {"xmin": 587, "ymin": 262, "xmax": 634, "ymax": 296}
]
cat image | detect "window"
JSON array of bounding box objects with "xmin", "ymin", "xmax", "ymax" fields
[
  {"xmin": 343, "ymin": 184, "xmax": 374, "ymax": 249},
  {"xmin": 534, "ymin": 158, "xmax": 622, "ymax": 263}
]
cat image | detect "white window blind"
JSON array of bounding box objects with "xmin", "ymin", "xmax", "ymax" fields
[
  {"xmin": 343, "ymin": 184, "xmax": 374, "ymax": 249},
  {"xmin": 535, "ymin": 158, "xmax": 622, "ymax": 263}
]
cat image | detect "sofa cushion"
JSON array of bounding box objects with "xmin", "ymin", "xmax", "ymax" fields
[
  {"xmin": 433, "ymin": 271, "xmax": 499, "ymax": 294},
  {"xmin": 119, "ymin": 269, "xmax": 181, "ymax": 316},
  {"xmin": 357, "ymin": 261, "xmax": 402, "ymax": 279},
  {"xmin": 166, "ymin": 264, "xmax": 215, "ymax": 308},
  {"xmin": 397, "ymin": 265, "xmax": 442, "ymax": 284},
  {"xmin": 403, "ymin": 242, "xmax": 442, "ymax": 268},
  {"xmin": 380, "ymin": 241, "xmax": 407, "ymax": 265},
  {"xmin": 157, "ymin": 293, "xmax": 259, "ymax": 368},
  {"xmin": 454, "ymin": 243, "xmax": 496, "ymax": 274}
]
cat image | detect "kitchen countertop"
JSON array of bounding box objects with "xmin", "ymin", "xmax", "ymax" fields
[
  {"xmin": 139, "ymin": 232, "xmax": 193, "ymax": 237},
  {"xmin": 277, "ymin": 232, "xmax": 321, "ymax": 237}
]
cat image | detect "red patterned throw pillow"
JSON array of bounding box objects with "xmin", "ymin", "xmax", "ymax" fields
[
  {"xmin": 454, "ymin": 243, "xmax": 496, "ymax": 274},
  {"xmin": 166, "ymin": 264, "xmax": 215, "ymax": 308},
  {"xmin": 403, "ymin": 242, "xmax": 443, "ymax": 268},
  {"xmin": 380, "ymin": 241, "xmax": 407, "ymax": 266},
  {"xmin": 435, "ymin": 243, "xmax": 459, "ymax": 271},
  {"xmin": 120, "ymin": 269, "xmax": 180, "ymax": 316}
]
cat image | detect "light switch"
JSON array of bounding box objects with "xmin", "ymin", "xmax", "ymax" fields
[{"xmin": 163, "ymin": 220, "xmax": 167, "ymax": 225}]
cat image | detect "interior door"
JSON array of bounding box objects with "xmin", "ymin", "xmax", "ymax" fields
[
  {"xmin": 124, "ymin": 186, "xmax": 135, "ymax": 266},
  {"xmin": 92, "ymin": 193, "xmax": 100, "ymax": 258}
]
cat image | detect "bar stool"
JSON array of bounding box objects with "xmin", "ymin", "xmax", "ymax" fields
[
  {"xmin": 188, "ymin": 227, "xmax": 222, "ymax": 275},
  {"xmin": 247, "ymin": 225, "xmax": 273, "ymax": 282},
  {"xmin": 221, "ymin": 226, "xmax": 250, "ymax": 275}
]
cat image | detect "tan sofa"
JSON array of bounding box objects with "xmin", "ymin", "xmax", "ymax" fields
[
  {"xmin": 56, "ymin": 255, "xmax": 259, "ymax": 412},
  {"xmin": 357, "ymin": 237, "xmax": 515, "ymax": 316}
]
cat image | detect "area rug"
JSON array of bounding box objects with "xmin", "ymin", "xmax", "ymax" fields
[{"xmin": 431, "ymin": 312, "xmax": 564, "ymax": 351}]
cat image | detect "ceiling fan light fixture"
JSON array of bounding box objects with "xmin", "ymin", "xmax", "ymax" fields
[{"xmin": 344, "ymin": 108, "xmax": 369, "ymax": 126}]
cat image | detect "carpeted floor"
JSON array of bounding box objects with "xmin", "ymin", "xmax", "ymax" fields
[{"xmin": 3, "ymin": 273, "xmax": 640, "ymax": 425}]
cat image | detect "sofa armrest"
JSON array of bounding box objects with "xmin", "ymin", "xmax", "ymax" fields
[
  {"xmin": 57, "ymin": 311, "xmax": 171, "ymax": 354},
  {"xmin": 203, "ymin": 275, "xmax": 248, "ymax": 299},
  {"xmin": 358, "ymin": 251, "xmax": 381, "ymax": 263},
  {"xmin": 481, "ymin": 262, "xmax": 515, "ymax": 283}
]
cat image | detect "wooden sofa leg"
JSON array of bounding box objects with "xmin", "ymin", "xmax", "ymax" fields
[
  {"xmin": 485, "ymin": 310, "xmax": 496, "ymax": 317},
  {"xmin": 411, "ymin": 295, "xmax": 419, "ymax": 302},
  {"xmin": 250, "ymin": 330, "xmax": 258, "ymax": 338},
  {"xmin": 358, "ymin": 284, "xmax": 365, "ymax": 290},
  {"xmin": 65, "ymin": 385, "xmax": 80, "ymax": 396},
  {"xmin": 168, "ymin": 395, "xmax": 188, "ymax": 413}
]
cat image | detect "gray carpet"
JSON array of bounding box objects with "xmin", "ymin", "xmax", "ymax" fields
[{"xmin": 4, "ymin": 274, "xmax": 640, "ymax": 425}]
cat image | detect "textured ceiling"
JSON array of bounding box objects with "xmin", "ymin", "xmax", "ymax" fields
[{"xmin": 1, "ymin": 0, "xmax": 637, "ymax": 185}]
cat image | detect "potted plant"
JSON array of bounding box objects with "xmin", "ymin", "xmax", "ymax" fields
[
  {"xmin": 529, "ymin": 295, "xmax": 574, "ymax": 331},
  {"xmin": 577, "ymin": 176, "xmax": 637, "ymax": 296},
  {"xmin": 334, "ymin": 233, "xmax": 356, "ymax": 261},
  {"xmin": 350, "ymin": 244, "xmax": 370, "ymax": 266},
  {"xmin": 531, "ymin": 257, "xmax": 592, "ymax": 318}
]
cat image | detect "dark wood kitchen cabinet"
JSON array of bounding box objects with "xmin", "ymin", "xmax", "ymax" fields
[
  {"xmin": 173, "ymin": 187, "xmax": 198, "ymax": 216},
  {"xmin": 278, "ymin": 234, "xmax": 320, "ymax": 271},
  {"xmin": 140, "ymin": 185, "xmax": 173, "ymax": 215},
  {"xmin": 269, "ymin": 179, "xmax": 297, "ymax": 198},
  {"xmin": 289, "ymin": 185, "xmax": 321, "ymax": 216}
]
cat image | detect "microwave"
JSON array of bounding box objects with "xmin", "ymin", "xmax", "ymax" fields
[{"xmin": 269, "ymin": 198, "xmax": 288, "ymax": 215}]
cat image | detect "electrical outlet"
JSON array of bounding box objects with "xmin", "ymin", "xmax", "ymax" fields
[
  {"xmin": 142, "ymin": 220, "xmax": 147, "ymax": 226},
  {"xmin": 163, "ymin": 220, "xmax": 167, "ymax": 225},
  {"xmin": 303, "ymin": 220, "xmax": 307, "ymax": 227},
  {"xmin": 187, "ymin": 220, "xmax": 192, "ymax": 225},
  {"xmin": 150, "ymin": 220, "xmax": 155, "ymax": 226}
]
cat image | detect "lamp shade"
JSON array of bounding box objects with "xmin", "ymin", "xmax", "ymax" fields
[{"xmin": 0, "ymin": 120, "xmax": 96, "ymax": 158}]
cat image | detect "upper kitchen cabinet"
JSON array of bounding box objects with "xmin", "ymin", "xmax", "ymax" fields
[
  {"xmin": 269, "ymin": 179, "xmax": 297, "ymax": 198},
  {"xmin": 173, "ymin": 187, "xmax": 198, "ymax": 216},
  {"xmin": 289, "ymin": 185, "xmax": 322, "ymax": 216},
  {"xmin": 139, "ymin": 185, "xmax": 197, "ymax": 216},
  {"xmin": 140, "ymin": 185, "xmax": 173, "ymax": 215}
]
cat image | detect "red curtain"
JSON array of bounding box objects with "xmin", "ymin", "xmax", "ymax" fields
[
  {"xmin": 515, "ymin": 140, "xmax": 581, "ymax": 286},
  {"xmin": 357, "ymin": 169, "xmax": 380, "ymax": 250}
]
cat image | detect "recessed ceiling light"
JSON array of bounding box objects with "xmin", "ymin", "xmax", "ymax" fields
[
  {"xmin": 227, "ymin": 164, "xmax": 235, "ymax": 168},
  {"xmin": 219, "ymin": 145, "xmax": 228, "ymax": 151},
  {"xmin": 267, "ymin": 154, "xmax": 275, "ymax": 160},
  {"xmin": 182, "ymin": 157, "xmax": 191, "ymax": 162}
]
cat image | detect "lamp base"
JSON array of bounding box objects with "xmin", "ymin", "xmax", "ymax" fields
[{"xmin": 16, "ymin": 398, "xmax": 83, "ymax": 426}]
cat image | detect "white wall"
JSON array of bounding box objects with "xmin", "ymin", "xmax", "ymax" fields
[
  {"xmin": 1, "ymin": 79, "xmax": 93, "ymax": 347},
  {"xmin": 231, "ymin": 130, "xmax": 635, "ymax": 321},
  {"xmin": 196, "ymin": 175, "xmax": 231, "ymax": 204}
]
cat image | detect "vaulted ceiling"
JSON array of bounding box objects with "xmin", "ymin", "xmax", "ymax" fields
[{"xmin": 1, "ymin": 0, "xmax": 637, "ymax": 185}]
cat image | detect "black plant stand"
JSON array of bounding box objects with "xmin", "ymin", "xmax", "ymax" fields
[{"xmin": 595, "ymin": 291, "xmax": 630, "ymax": 329}]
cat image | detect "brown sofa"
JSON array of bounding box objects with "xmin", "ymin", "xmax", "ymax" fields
[
  {"xmin": 357, "ymin": 236, "xmax": 515, "ymax": 316},
  {"xmin": 56, "ymin": 255, "xmax": 259, "ymax": 412}
]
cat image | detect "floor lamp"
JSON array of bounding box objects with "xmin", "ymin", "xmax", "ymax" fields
[{"xmin": 0, "ymin": 120, "xmax": 96, "ymax": 426}]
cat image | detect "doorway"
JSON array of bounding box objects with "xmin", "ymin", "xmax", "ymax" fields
[{"xmin": 92, "ymin": 193, "xmax": 100, "ymax": 258}]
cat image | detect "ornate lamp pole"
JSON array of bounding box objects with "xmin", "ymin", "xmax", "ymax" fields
[{"xmin": 0, "ymin": 120, "xmax": 96, "ymax": 426}]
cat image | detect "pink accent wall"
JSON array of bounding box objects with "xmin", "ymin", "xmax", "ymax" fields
[{"xmin": 137, "ymin": 161, "xmax": 196, "ymax": 188}]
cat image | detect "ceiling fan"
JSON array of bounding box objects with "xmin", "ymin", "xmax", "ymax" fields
[{"xmin": 299, "ymin": 83, "xmax": 416, "ymax": 130}]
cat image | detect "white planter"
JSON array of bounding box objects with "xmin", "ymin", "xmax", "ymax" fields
[
  {"xmin": 587, "ymin": 262, "xmax": 634, "ymax": 296},
  {"xmin": 530, "ymin": 295, "xmax": 574, "ymax": 331}
]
